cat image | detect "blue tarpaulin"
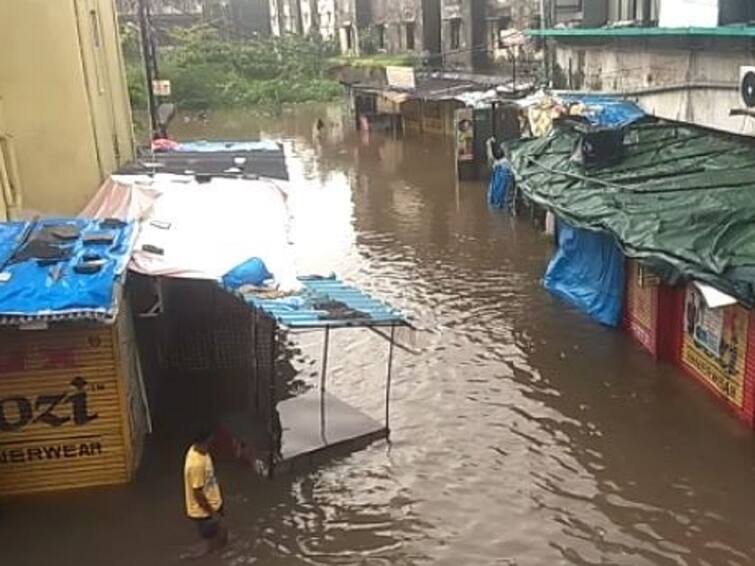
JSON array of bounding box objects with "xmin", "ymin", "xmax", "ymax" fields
[
  {"xmin": 559, "ymin": 94, "xmax": 645, "ymax": 129},
  {"xmin": 544, "ymin": 222, "xmax": 625, "ymax": 326},
  {"xmin": 0, "ymin": 219, "xmax": 135, "ymax": 321},
  {"xmin": 174, "ymin": 140, "xmax": 281, "ymax": 153},
  {"xmin": 222, "ymin": 257, "xmax": 273, "ymax": 290},
  {"xmin": 488, "ymin": 161, "xmax": 513, "ymax": 209},
  {"xmin": 237, "ymin": 275, "xmax": 408, "ymax": 329},
  {"xmin": 0, "ymin": 222, "xmax": 28, "ymax": 269}
]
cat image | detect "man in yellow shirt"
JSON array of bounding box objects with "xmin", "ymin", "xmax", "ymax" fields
[{"xmin": 184, "ymin": 428, "xmax": 227, "ymax": 554}]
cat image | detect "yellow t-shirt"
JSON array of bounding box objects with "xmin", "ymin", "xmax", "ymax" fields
[{"xmin": 184, "ymin": 445, "xmax": 223, "ymax": 519}]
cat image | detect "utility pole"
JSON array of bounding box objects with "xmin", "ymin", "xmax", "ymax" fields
[{"xmin": 137, "ymin": 0, "xmax": 159, "ymax": 137}]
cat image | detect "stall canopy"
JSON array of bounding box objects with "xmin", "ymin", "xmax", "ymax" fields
[
  {"xmin": 79, "ymin": 170, "xmax": 409, "ymax": 475},
  {"xmin": 233, "ymin": 275, "xmax": 407, "ymax": 329},
  {"xmin": 82, "ymin": 174, "xmax": 299, "ymax": 290},
  {"xmin": 118, "ymin": 140, "xmax": 288, "ymax": 180},
  {"xmin": 229, "ymin": 273, "xmax": 409, "ymax": 475},
  {"xmin": 0, "ymin": 218, "xmax": 135, "ymax": 324},
  {"xmin": 512, "ymin": 117, "xmax": 755, "ymax": 306}
]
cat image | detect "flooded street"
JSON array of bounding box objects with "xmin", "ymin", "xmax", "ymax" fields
[{"xmin": 4, "ymin": 103, "xmax": 755, "ymax": 565}]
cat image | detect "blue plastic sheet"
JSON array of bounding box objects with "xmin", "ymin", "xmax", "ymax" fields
[
  {"xmin": 175, "ymin": 140, "xmax": 281, "ymax": 153},
  {"xmin": 544, "ymin": 222, "xmax": 625, "ymax": 326},
  {"xmin": 0, "ymin": 222, "xmax": 28, "ymax": 269},
  {"xmin": 240, "ymin": 276, "xmax": 407, "ymax": 328},
  {"xmin": 488, "ymin": 161, "xmax": 513, "ymax": 209},
  {"xmin": 0, "ymin": 219, "xmax": 134, "ymax": 318},
  {"xmin": 559, "ymin": 94, "xmax": 645, "ymax": 129},
  {"xmin": 222, "ymin": 257, "xmax": 273, "ymax": 291}
]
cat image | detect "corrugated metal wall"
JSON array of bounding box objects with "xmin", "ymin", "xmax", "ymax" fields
[{"xmin": 0, "ymin": 325, "xmax": 132, "ymax": 496}]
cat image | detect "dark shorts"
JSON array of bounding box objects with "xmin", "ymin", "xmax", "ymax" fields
[{"xmin": 193, "ymin": 507, "xmax": 224, "ymax": 540}]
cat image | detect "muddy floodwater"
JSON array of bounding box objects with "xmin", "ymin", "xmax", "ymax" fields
[{"xmin": 4, "ymin": 103, "xmax": 755, "ymax": 566}]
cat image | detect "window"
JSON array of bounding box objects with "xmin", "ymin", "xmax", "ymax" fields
[
  {"xmin": 406, "ymin": 22, "xmax": 415, "ymax": 50},
  {"xmin": 377, "ymin": 24, "xmax": 385, "ymax": 49},
  {"xmin": 344, "ymin": 25, "xmax": 354, "ymax": 50},
  {"xmin": 450, "ymin": 18, "xmax": 461, "ymax": 50},
  {"xmin": 496, "ymin": 17, "xmax": 512, "ymax": 49}
]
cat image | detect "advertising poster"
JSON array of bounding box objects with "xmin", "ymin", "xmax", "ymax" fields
[
  {"xmin": 455, "ymin": 108, "xmax": 474, "ymax": 162},
  {"xmin": 626, "ymin": 261, "xmax": 657, "ymax": 354},
  {"xmin": 682, "ymin": 285, "xmax": 749, "ymax": 408}
]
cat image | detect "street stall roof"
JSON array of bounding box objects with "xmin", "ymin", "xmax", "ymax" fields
[
  {"xmin": 556, "ymin": 94, "xmax": 646, "ymax": 129},
  {"xmin": 0, "ymin": 218, "xmax": 135, "ymax": 325},
  {"xmin": 118, "ymin": 140, "xmax": 288, "ymax": 180},
  {"xmin": 350, "ymin": 72, "xmax": 531, "ymax": 108},
  {"xmin": 170, "ymin": 140, "xmax": 281, "ymax": 153},
  {"xmin": 232, "ymin": 275, "xmax": 408, "ymax": 329},
  {"xmin": 82, "ymin": 173, "xmax": 299, "ymax": 290},
  {"xmin": 511, "ymin": 113, "xmax": 755, "ymax": 306}
]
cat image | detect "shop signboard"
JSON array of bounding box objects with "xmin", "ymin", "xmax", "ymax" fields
[
  {"xmin": 152, "ymin": 80, "xmax": 172, "ymax": 97},
  {"xmin": 386, "ymin": 66, "xmax": 416, "ymax": 90},
  {"xmin": 0, "ymin": 326, "xmax": 131, "ymax": 496},
  {"xmin": 682, "ymin": 285, "xmax": 749, "ymax": 408},
  {"xmin": 455, "ymin": 108, "xmax": 474, "ymax": 162}
]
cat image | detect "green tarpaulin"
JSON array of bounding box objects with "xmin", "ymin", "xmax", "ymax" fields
[{"xmin": 511, "ymin": 121, "xmax": 755, "ymax": 306}]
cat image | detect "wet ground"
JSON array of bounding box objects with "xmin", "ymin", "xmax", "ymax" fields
[{"xmin": 3, "ymin": 103, "xmax": 755, "ymax": 565}]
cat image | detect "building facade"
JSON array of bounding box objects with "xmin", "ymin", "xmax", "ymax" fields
[
  {"xmin": 541, "ymin": 0, "xmax": 755, "ymax": 136},
  {"xmin": 0, "ymin": 0, "xmax": 135, "ymax": 217},
  {"xmin": 331, "ymin": 0, "xmax": 537, "ymax": 66},
  {"xmin": 269, "ymin": 0, "xmax": 337, "ymax": 39}
]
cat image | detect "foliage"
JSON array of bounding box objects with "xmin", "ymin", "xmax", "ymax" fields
[
  {"xmin": 125, "ymin": 63, "xmax": 148, "ymax": 111},
  {"xmin": 120, "ymin": 22, "xmax": 142, "ymax": 62},
  {"xmin": 123, "ymin": 25, "xmax": 343, "ymax": 111}
]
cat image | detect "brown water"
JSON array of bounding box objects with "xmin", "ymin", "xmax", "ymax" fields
[{"xmin": 4, "ymin": 103, "xmax": 755, "ymax": 566}]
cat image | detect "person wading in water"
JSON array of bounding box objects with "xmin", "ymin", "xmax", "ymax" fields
[{"xmin": 184, "ymin": 427, "xmax": 228, "ymax": 556}]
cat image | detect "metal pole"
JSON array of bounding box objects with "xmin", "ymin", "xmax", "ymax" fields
[
  {"xmin": 137, "ymin": 0, "xmax": 158, "ymax": 137},
  {"xmin": 512, "ymin": 52, "xmax": 517, "ymax": 95},
  {"xmin": 385, "ymin": 325, "xmax": 396, "ymax": 435},
  {"xmin": 320, "ymin": 326, "xmax": 330, "ymax": 393},
  {"xmin": 320, "ymin": 326, "xmax": 330, "ymax": 445},
  {"xmin": 268, "ymin": 321, "xmax": 278, "ymax": 479},
  {"xmin": 490, "ymin": 101, "xmax": 498, "ymax": 140},
  {"xmin": 253, "ymin": 311, "xmax": 260, "ymax": 412},
  {"xmin": 540, "ymin": 0, "xmax": 550, "ymax": 86}
]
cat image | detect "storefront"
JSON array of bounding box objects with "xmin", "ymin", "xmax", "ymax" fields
[
  {"xmin": 623, "ymin": 265, "xmax": 755, "ymax": 427},
  {"xmin": 0, "ymin": 218, "xmax": 146, "ymax": 496},
  {"xmin": 676, "ymin": 284, "xmax": 755, "ymax": 426},
  {"xmin": 0, "ymin": 317, "xmax": 147, "ymax": 496}
]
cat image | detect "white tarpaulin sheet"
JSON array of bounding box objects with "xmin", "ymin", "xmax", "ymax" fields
[
  {"xmin": 81, "ymin": 174, "xmax": 300, "ymax": 291},
  {"xmin": 694, "ymin": 281, "xmax": 738, "ymax": 309},
  {"xmin": 659, "ymin": 0, "xmax": 718, "ymax": 27}
]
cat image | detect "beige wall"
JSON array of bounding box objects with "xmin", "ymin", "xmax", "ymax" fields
[
  {"xmin": 554, "ymin": 41, "xmax": 755, "ymax": 136},
  {"xmin": 0, "ymin": 0, "xmax": 134, "ymax": 217}
]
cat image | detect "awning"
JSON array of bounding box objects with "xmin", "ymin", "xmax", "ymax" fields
[
  {"xmin": 235, "ymin": 276, "xmax": 408, "ymax": 329},
  {"xmin": 694, "ymin": 282, "xmax": 738, "ymax": 309},
  {"xmin": 511, "ymin": 113, "xmax": 755, "ymax": 305},
  {"xmin": 81, "ymin": 174, "xmax": 299, "ymax": 291}
]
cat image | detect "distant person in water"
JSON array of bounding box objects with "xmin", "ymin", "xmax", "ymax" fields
[
  {"xmin": 184, "ymin": 427, "xmax": 227, "ymax": 555},
  {"xmin": 486, "ymin": 137, "xmax": 513, "ymax": 209}
]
